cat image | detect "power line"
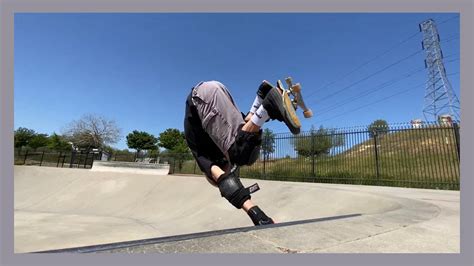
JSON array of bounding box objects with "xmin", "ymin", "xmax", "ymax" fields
[
  {"xmin": 315, "ymin": 66, "xmax": 425, "ymax": 115},
  {"xmin": 441, "ymin": 33, "xmax": 460, "ymax": 40},
  {"xmin": 305, "ymin": 15, "xmax": 459, "ymax": 102},
  {"xmin": 444, "ymin": 58, "xmax": 460, "ymax": 63},
  {"xmin": 306, "ymin": 16, "xmax": 460, "ymax": 124},
  {"xmin": 315, "ymin": 58, "xmax": 459, "ymax": 115},
  {"xmin": 443, "ymin": 53, "xmax": 459, "ymax": 59},
  {"xmin": 441, "ymin": 36, "xmax": 460, "ymax": 43},
  {"xmin": 305, "ymin": 31, "xmax": 421, "ymax": 100},
  {"xmin": 309, "ymin": 49, "xmax": 424, "ymax": 105},
  {"xmin": 313, "ymin": 71, "xmax": 459, "ymax": 124},
  {"xmin": 314, "ymin": 82, "xmax": 425, "ymax": 124},
  {"xmin": 437, "ymin": 14, "xmax": 460, "ymax": 25}
]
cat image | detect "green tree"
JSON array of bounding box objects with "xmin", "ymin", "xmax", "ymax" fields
[
  {"xmin": 48, "ymin": 133, "xmax": 72, "ymax": 151},
  {"xmin": 171, "ymin": 141, "xmax": 190, "ymax": 154},
  {"xmin": 292, "ymin": 126, "xmax": 344, "ymax": 157},
  {"xmin": 158, "ymin": 128, "xmax": 190, "ymax": 172},
  {"xmin": 368, "ymin": 119, "xmax": 389, "ymax": 138},
  {"xmin": 158, "ymin": 128, "xmax": 188, "ymax": 153},
  {"xmin": 14, "ymin": 127, "xmax": 36, "ymax": 148},
  {"xmin": 148, "ymin": 148, "xmax": 160, "ymax": 158},
  {"xmin": 126, "ymin": 130, "xmax": 159, "ymax": 154},
  {"xmin": 27, "ymin": 134, "xmax": 49, "ymax": 150},
  {"xmin": 261, "ymin": 128, "xmax": 275, "ymax": 160}
]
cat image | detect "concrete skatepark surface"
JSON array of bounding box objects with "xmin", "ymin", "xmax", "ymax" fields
[{"xmin": 14, "ymin": 166, "xmax": 459, "ymax": 253}]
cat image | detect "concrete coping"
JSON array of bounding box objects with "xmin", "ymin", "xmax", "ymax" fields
[
  {"xmin": 90, "ymin": 161, "xmax": 170, "ymax": 175},
  {"xmin": 93, "ymin": 161, "xmax": 170, "ymax": 169}
]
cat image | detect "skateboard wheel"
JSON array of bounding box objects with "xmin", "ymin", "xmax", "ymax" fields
[
  {"xmin": 303, "ymin": 109, "xmax": 313, "ymax": 118},
  {"xmin": 292, "ymin": 83, "xmax": 301, "ymax": 93}
]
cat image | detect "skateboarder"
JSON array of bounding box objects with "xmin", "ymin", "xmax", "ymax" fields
[{"xmin": 183, "ymin": 80, "xmax": 301, "ymax": 226}]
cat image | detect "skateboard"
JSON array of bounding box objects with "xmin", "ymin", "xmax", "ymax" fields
[
  {"xmin": 264, "ymin": 77, "xmax": 313, "ymax": 131},
  {"xmin": 279, "ymin": 77, "xmax": 313, "ymax": 119}
]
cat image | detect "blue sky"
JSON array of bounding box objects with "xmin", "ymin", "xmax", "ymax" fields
[{"xmin": 14, "ymin": 13, "xmax": 460, "ymax": 150}]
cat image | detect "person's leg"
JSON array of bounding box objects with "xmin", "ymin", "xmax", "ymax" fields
[
  {"xmin": 184, "ymin": 89, "xmax": 229, "ymax": 186},
  {"xmin": 263, "ymin": 86, "xmax": 301, "ymax": 134},
  {"xmin": 244, "ymin": 80, "xmax": 273, "ymax": 122},
  {"xmin": 210, "ymin": 165, "xmax": 254, "ymax": 211},
  {"xmin": 191, "ymin": 81, "xmax": 246, "ymax": 157},
  {"xmin": 198, "ymin": 78, "xmax": 297, "ymax": 168},
  {"xmin": 191, "ymin": 80, "xmax": 271, "ymax": 164},
  {"xmin": 245, "ymin": 79, "xmax": 302, "ymax": 135},
  {"xmin": 190, "ymin": 80, "xmax": 263, "ymax": 168},
  {"xmin": 210, "ymin": 164, "xmax": 274, "ymax": 225}
]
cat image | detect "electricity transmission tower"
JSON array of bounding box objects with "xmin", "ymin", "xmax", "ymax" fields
[{"xmin": 419, "ymin": 19, "xmax": 460, "ymax": 122}]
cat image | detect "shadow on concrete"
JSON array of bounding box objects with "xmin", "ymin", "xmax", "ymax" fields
[{"xmin": 34, "ymin": 213, "xmax": 362, "ymax": 253}]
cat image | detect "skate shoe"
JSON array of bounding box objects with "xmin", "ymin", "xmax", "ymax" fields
[
  {"xmin": 257, "ymin": 80, "xmax": 274, "ymax": 99},
  {"xmin": 262, "ymin": 86, "xmax": 301, "ymax": 135},
  {"xmin": 247, "ymin": 206, "xmax": 275, "ymax": 226}
]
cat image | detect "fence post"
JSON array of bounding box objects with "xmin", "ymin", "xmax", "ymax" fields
[
  {"xmin": 39, "ymin": 151, "xmax": 45, "ymax": 166},
  {"xmin": 263, "ymin": 153, "xmax": 266, "ymax": 180},
  {"xmin": 453, "ymin": 122, "xmax": 460, "ymax": 161},
  {"xmin": 373, "ymin": 131, "xmax": 380, "ymax": 183},
  {"xmin": 23, "ymin": 150, "xmax": 28, "ymax": 165},
  {"xmin": 84, "ymin": 152, "xmax": 89, "ymax": 168},
  {"xmin": 57, "ymin": 152, "xmax": 62, "ymax": 167},
  {"xmin": 70, "ymin": 150, "xmax": 76, "ymax": 168},
  {"xmin": 311, "ymin": 131, "xmax": 315, "ymax": 178},
  {"xmin": 193, "ymin": 161, "xmax": 197, "ymax": 174},
  {"xmin": 261, "ymin": 134, "xmax": 266, "ymax": 179}
]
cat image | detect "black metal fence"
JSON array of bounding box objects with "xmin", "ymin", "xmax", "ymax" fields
[
  {"xmin": 173, "ymin": 122, "xmax": 460, "ymax": 190},
  {"xmin": 14, "ymin": 149, "xmax": 101, "ymax": 169},
  {"xmin": 14, "ymin": 122, "xmax": 460, "ymax": 190}
]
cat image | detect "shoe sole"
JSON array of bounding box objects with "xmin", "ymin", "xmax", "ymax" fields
[{"xmin": 267, "ymin": 88, "xmax": 301, "ymax": 134}]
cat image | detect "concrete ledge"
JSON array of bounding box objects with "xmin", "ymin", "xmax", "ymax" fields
[{"xmin": 91, "ymin": 161, "xmax": 170, "ymax": 175}]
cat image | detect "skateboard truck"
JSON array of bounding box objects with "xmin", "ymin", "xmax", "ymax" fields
[{"xmin": 276, "ymin": 77, "xmax": 313, "ymax": 119}]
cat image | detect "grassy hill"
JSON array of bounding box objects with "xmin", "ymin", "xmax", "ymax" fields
[{"xmin": 178, "ymin": 126, "xmax": 460, "ymax": 190}]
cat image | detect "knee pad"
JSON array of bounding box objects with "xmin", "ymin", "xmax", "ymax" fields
[
  {"xmin": 229, "ymin": 126, "xmax": 262, "ymax": 166},
  {"xmin": 217, "ymin": 171, "xmax": 260, "ymax": 209}
]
